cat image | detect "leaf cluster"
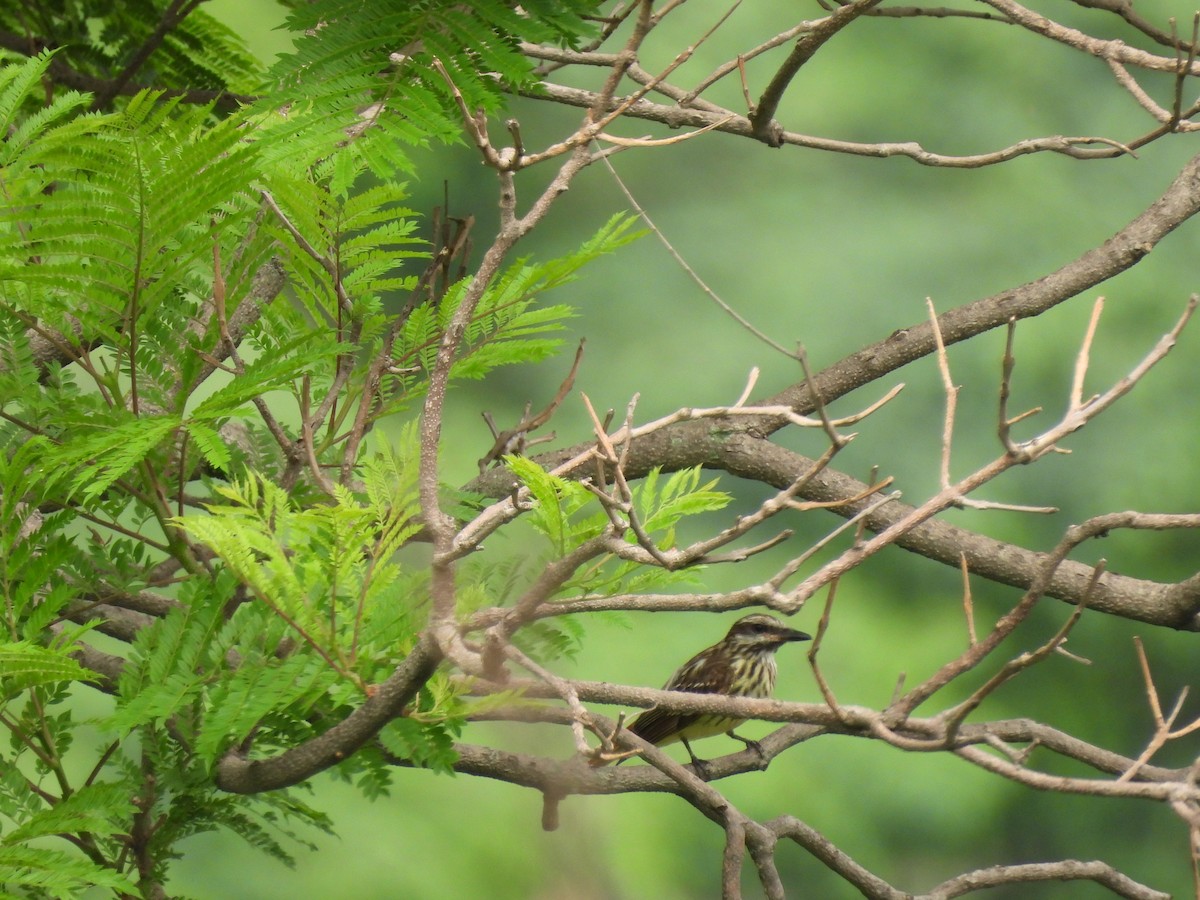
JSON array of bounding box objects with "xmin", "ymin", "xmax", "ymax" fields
[
  {"xmin": 0, "ymin": 4, "xmax": 644, "ymax": 889},
  {"xmin": 512, "ymin": 458, "xmax": 730, "ymax": 606},
  {"xmin": 0, "ymin": 1, "xmax": 262, "ymax": 103},
  {"xmin": 258, "ymin": 0, "xmax": 603, "ymax": 178}
]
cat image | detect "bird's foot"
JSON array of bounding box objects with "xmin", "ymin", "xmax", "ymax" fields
[{"xmin": 728, "ymin": 731, "xmax": 768, "ymax": 765}]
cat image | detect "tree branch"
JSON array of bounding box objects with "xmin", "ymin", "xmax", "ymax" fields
[
  {"xmin": 214, "ymin": 634, "xmax": 442, "ymax": 794},
  {"xmin": 748, "ymin": 0, "xmax": 887, "ymax": 146}
]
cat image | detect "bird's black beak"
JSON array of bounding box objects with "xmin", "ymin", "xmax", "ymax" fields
[{"xmin": 784, "ymin": 629, "xmax": 812, "ymax": 643}]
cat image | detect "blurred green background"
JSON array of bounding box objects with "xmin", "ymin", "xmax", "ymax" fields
[{"xmin": 178, "ymin": 2, "xmax": 1200, "ymax": 896}]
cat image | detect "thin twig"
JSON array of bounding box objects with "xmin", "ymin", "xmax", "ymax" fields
[
  {"xmin": 1069, "ymin": 296, "xmax": 1104, "ymax": 411},
  {"xmin": 599, "ymin": 152, "xmax": 798, "ymax": 359},
  {"xmin": 960, "ymin": 553, "xmax": 977, "ymax": 646}
]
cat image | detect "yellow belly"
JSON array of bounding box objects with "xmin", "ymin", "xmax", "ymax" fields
[{"xmin": 663, "ymin": 715, "xmax": 748, "ymax": 746}]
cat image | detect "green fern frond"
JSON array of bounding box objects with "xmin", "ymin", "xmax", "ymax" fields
[
  {"xmin": 378, "ymin": 714, "xmax": 460, "ymax": 775},
  {"xmin": 0, "ymin": 78, "xmax": 266, "ymax": 413},
  {"xmin": 505, "ymin": 455, "xmax": 591, "ymax": 553},
  {"xmin": 40, "ymin": 412, "xmax": 181, "ymax": 503},
  {"xmin": 394, "ymin": 213, "xmax": 639, "ymax": 385},
  {"xmin": 0, "ymin": 845, "xmax": 138, "ymax": 899},
  {"xmin": 0, "ymin": 4, "xmax": 263, "ymax": 104},
  {"xmin": 107, "ymin": 587, "xmax": 228, "ymax": 736},
  {"xmin": 177, "ymin": 465, "xmax": 427, "ymax": 682},
  {"xmin": 0, "ymin": 641, "xmax": 98, "ymax": 700},
  {"xmin": 195, "ymin": 653, "xmax": 338, "ymax": 768},
  {"xmin": 0, "ymin": 54, "xmax": 93, "ymax": 164},
  {"xmin": 184, "ymin": 421, "xmax": 232, "ymax": 474},
  {"xmin": 163, "ymin": 9, "xmax": 265, "ymax": 93},
  {"xmin": 105, "ymin": 671, "xmax": 207, "ymax": 739},
  {"xmin": 188, "ymin": 331, "xmax": 347, "ymax": 422},
  {"xmin": 157, "ymin": 794, "xmax": 314, "ymax": 868},
  {"xmin": 638, "ymin": 466, "xmax": 730, "ymax": 533},
  {"xmin": 512, "ymin": 615, "xmax": 585, "ymax": 663},
  {"xmin": 261, "ymin": 167, "xmax": 426, "ymax": 339},
  {"xmin": 259, "ymin": 1, "xmax": 600, "ymax": 179},
  {"xmin": 3, "ymin": 784, "xmax": 134, "ymax": 844}
]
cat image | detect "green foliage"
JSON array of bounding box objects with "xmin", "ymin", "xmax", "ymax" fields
[
  {"xmin": 0, "ymin": 443, "xmax": 78, "ymax": 636},
  {"xmin": 259, "ymin": 168, "xmax": 425, "ymax": 317},
  {"xmin": 505, "ymin": 456, "xmax": 592, "ymax": 554},
  {"xmin": 512, "ymin": 613, "xmax": 589, "ymax": 664},
  {"xmin": 0, "ymin": 2, "xmax": 654, "ymax": 894},
  {"xmin": 507, "ymin": 458, "xmax": 731, "ymax": 597},
  {"xmin": 379, "ymin": 714, "xmax": 460, "ymax": 775},
  {"xmin": 636, "ymin": 466, "xmax": 731, "ymax": 539},
  {"xmin": 482, "ymin": 463, "xmax": 731, "ymax": 663},
  {"xmin": 398, "ymin": 213, "xmax": 642, "ymax": 393},
  {"xmin": 0, "ymin": 846, "xmax": 139, "ymax": 899},
  {"xmin": 106, "ymin": 581, "xmax": 229, "ymax": 739},
  {"xmin": 42, "ymin": 412, "xmax": 182, "ymax": 503},
  {"xmin": 1, "ymin": 91, "xmax": 264, "ymax": 346},
  {"xmin": 260, "ymin": 0, "xmax": 603, "ymax": 177},
  {"xmin": 194, "ymin": 653, "xmax": 334, "ymax": 768},
  {"xmin": 3, "ymin": 783, "xmax": 134, "ymax": 844},
  {"xmin": 174, "ymin": 441, "xmax": 425, "ymax": 683},
  {"xmin": 0, "ymin": 53, "xmax": 93, "ymax": 168},
  {"xmin": 0, "ymin": 640, "xmax": 96, "ymax": 700},
  {"xmin": 0, "ymin": 3, "xmax": 263, "ymax": 99}
]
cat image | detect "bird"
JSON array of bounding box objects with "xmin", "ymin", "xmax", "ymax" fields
[{"xmin": 597, "ymin": 613, "xmax": 811, "ymax": 776}]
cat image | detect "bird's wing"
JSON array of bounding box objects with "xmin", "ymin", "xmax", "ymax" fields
[
  {"xmin": 628, "ymin": 645, "xmax": 724, "ymax": 744},
  {"xmin": 627, "ymin": 705, "xmax": 688, "ymax": 746}
]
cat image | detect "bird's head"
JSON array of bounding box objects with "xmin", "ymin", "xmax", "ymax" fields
[{"xmin": 722, "ymin": 614, "xmax": 811, "ymax": 652}]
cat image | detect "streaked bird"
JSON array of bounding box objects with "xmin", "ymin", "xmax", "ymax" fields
[{"xmin": 602, "ymin": 613, "xmax": 811, "ymax": 774}]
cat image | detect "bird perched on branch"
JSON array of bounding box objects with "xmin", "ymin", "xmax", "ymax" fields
[{"xmin": 595, "ymin": 613, "xmax": 811, "ymax": 775}]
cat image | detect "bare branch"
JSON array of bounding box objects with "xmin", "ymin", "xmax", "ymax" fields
[
  {"xmin": 924, "ymin": 860, "xmax": 1170, "ymax": 900},
  {"xmin": 530, "ymin": 80, "xmax": 1142, "ymax": 166},
  {"xmin": 982, "ymin": 0, "xmax": 1200, "ymax": 76},
  {"xmin": 1118, "ymin": 636, "xmax": 1200, "ymax": 782},
  {"xmin": 749, "ymin": 0, "xmax": 887, "ymax": 145}
]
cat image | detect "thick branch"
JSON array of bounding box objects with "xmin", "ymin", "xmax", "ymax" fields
[
  {"xmin": 470, "ymin": 430, "xmax": 1200, "ymax": 630},
  {"xmin": 466, "ymin": 152, "xmax": 1200, "ymax": 629},
  {"xmin": 759, "ymin": 150, "xmax": 1200, "ymax": 424},
  {"xmin": 433, "ymin": 736, "xmax": 1167, "ymax": 897},
  {"xmin": 215, "ymin": 634, "xmax": 442, "ymax": 793},
  {"xmin": 718, "ymin": 437, "xmax": 1200, "ymax": 630}
]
